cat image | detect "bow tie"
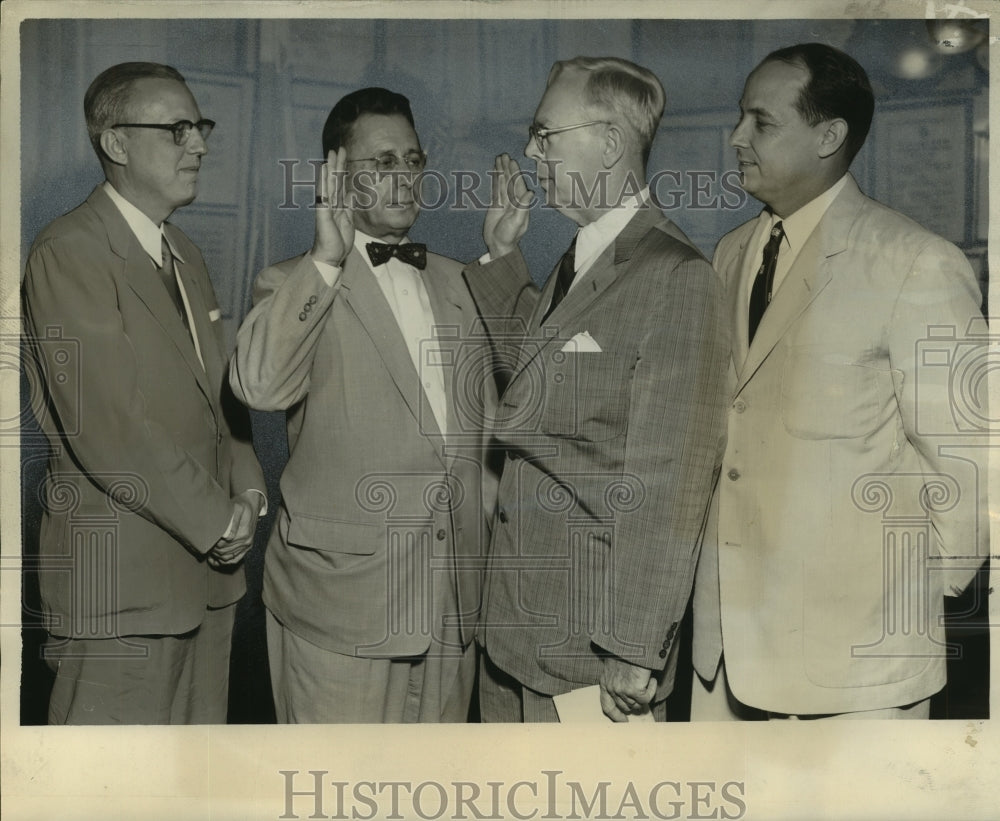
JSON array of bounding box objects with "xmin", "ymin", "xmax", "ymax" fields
[{"xmin": 366, "ymin": 241, "xmax": 427, "ymax": 270}]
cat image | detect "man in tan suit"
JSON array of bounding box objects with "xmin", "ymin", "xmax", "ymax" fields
[
  {"xmin": 692, "ymin": 43, "xmax": 988, "ymax": 719},
  {"xmin": 22, "ymin": 62, "xmax": 265, "ymax": 724},
  {"xmin": 230, "ymin": 88, "xmax": 498, "ymax": 722},
  {"xmin": 464, "ymin": 57, "xmax": 728, "ymax": 722}
]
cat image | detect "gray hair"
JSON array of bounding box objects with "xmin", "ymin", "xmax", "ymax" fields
[{"xmin": 548, "ymin": 56, "xmax": 665, "ymax": 163}]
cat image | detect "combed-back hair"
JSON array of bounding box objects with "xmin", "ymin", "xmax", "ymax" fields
[
  {"xmin": 321, "ymin": 87, "xmax": 415, "ymax": 156},
  {"xmin": 548, "ymin": 56, "xmax": 666, "ymax": 165}
]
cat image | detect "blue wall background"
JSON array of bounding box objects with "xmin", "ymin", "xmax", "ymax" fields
[{"xmin": 19, "ymin": 16, "xmax": 989, "ymax": 723}]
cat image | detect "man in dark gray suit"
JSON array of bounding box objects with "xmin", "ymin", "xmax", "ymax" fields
[{"xmin": 464, "ymin": 56, "xmax": 728, "ymax": 722}]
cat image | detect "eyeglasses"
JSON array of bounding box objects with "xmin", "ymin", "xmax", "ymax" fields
[
  {"xmin": 345, "ymin": 151, "xmax": 428, "ymax": 173},
  {"xmin": 111, "ymin": 119, "xmax": 216, "ymax": 145},
  {"xmin": 528, "ymin": 120, "xmax": 610, "ymax": 153}
]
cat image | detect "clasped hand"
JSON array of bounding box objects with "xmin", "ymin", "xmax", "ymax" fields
[
  {"xmin": 599, "ymin": 655, "xmax": 657, "ymax": 722},
  {"xmin": 207, "ymin": 490, "xmax": 262, "ymax": 569}
]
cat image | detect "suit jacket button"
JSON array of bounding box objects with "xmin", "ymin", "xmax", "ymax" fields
[
  {"xmin": 733, "ymin": 400, "xmax": 746, "ymax": 413},
  {"xmin": 658, "ymin": 649, "xmax": 667, "ymax": 659},
  {"xmin": 498, "ymin": 508, "xmax": 508, "ymax": 524},
  {"xmin": 436, "ymin": 528, "xmax": 447, "ymax": 541},
  {"xmin": 308, "ymin": 295, "xmax": 318, "ymax": 305},
  {"xmin": 298, "ymin": 311, "xmax": 307, "ymax": 321},
  {"xmin": 304, "ymin": 303, "xmax": 312, "ymax": 312},
  {"xmin": 727, "ymin": 468, "xmax": 740, "ymax": 481}
]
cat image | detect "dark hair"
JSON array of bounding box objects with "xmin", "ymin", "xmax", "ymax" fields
[
  {"xmin": 321, "ymin": 87, "xmax": 415, "ymax": 157},
  {"xmin": 762, "ymin": 43, "xmax": 874, "ymax": 164},
  {"xmin": 84, "ymin": 62, "xmax": 186, "ymax": 156}
]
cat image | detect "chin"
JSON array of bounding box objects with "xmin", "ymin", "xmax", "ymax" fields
[
  {"xmin": 173, "ymin": 192, "xmax": 198, "ymax": 210},
  {"xmin": 389, "ymin": 212, "xmax": 420, "ymax": 233}
]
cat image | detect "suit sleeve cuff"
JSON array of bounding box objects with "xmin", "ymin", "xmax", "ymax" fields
[
  {"xmin": 246, "ymin": 488, "xmax": 268, "ymax": 517},
  {"xmin": 308, "ymin": 254, "xmax": 343, "ymax": 288}
]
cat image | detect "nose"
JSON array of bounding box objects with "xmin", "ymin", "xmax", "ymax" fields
[
  {"xmin": 394, "ymin": 168, "xmax": 415, "ymax": 190},
  {"xmin": 187, "ymin": 130, "xmax": 208, "ymax": 156},
  {"xmin": 524, "ymin": 134, "xmax": 541, "ymax": 162},
  {"xmin": 729, "ymin": 117, "xmax": 749, "ymax": 149}
]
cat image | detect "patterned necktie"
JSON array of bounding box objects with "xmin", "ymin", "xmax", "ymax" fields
[
  {"xmin": 541, "ymin": 237, "xmax": 577, "ymax": 322},
  {"xmin": 748, "ymin": 221, "xmax": 784, "ymax": 345},
  {"xmin": 158, "ymin": 236, "xmax": 188, "ymax": 330},
  {"xmin": 366, "ymin": 241, "xmax": 427, "ymax": 270}
]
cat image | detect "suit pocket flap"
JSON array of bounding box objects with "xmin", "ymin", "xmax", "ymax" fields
[{"xmin": 287, "ymin": 514, "xmax": 381, "ymax": 555}]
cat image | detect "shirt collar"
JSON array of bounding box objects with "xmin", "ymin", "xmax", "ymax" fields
[
  {"xmin": 574, "ymin": 186, "xmax": 649, "ymax": 272},
  {"xmin": 770, "ymin": 174, "xmax": 849, "ymax": 253},
  {"xmin": 102, "ymin": 181, "xmax": 185, "ymax": 266}
]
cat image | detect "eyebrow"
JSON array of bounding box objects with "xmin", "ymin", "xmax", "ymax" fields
[
  {"xmin": 368, "ymin": 144, "xmax": 422, "ymax": 154},
  {"xmin": 739, "ymin": 104, "xmax": 775, "ymax": 120}
]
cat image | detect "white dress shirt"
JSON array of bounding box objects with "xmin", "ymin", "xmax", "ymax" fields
[
  {"xmin": 313, "ymin": 231, "xmax": 448, "ymax": 437},
  {"xmin": 569, "ymin": 186, "xmax": 649, "ymax": 291},
  {"xmin": 743, "ymin": 174, "xmax": 850, "ymax": 312}
]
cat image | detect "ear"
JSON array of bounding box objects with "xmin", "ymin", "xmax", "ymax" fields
[
  {"xmin": 817, "ymin": 118, "xmax": 848, "ymax": 159},
  {"xmin": 99, "ymin": 128, "xmax": 128, "ymax": 167},
  {"xmin": 602, "ymin": 122, "xmax": 627, "ymax": 169}
]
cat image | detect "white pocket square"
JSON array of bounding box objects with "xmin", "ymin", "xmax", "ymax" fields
[
  {"xmin": 560, "ymin": 331, "xmax": 602, "ymax": 353},
  {"xmin": 208, "ymin": 309, "xmax": 222, "ymax": 322}
]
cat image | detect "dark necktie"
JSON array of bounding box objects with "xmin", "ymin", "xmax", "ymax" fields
[
  {"xmin": 366, "ymin": 241, "xmax": 427, "ymax": 270},
  {"xmin": 748, "ymin": 221, "xmax": 784, "ymax": 345},
  {"xmin": 541, "ymin": 237, "xmax": 577, "ymax": 323},
  {"xmin": 158, "ymin": 236, "xmax": 188, "ymax": 330}
]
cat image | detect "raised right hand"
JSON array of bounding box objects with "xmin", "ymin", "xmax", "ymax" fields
[
  {"xmin": 311, "ymin": 147, "xmax": 355, "ymax": 267},
  {"xmin": 483, "ymin": 153, "xmax": 533, "ymax": 259}
]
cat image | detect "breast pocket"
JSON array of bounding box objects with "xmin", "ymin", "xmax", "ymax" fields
[
  {"xmin": 780, "ymin": 347, "xmax": 889, "ymax": 440},
  {"xmin": 541, "ymin": 348, "xmax": 631, "ymax": 441},
  {"xmin": 287, "ymin": 514, "xmax": 382, "ymax": 555}
]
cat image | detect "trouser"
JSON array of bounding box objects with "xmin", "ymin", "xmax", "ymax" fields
[
  {"xmin": 46, "ymin": 603, "xmax": 235, "ymax": 725},
  {"xmin": 266, "ymin": 610, "xmax": 476, "ymax": 723}
]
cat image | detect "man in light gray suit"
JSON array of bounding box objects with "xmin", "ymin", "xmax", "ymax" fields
[
  {"xmin": 692, "ymin": 43, "xmax": 988, "ymax": 720},
  {"xmin": 230, "ymin": 88, "xmax": 498, "ymax": 722}
]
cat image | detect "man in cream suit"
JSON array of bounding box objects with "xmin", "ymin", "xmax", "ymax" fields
[
  {"xmin": 22, "ymin": 62, "xmax": 265, "ymax": 724},
  {"xmin": 230, "ymin": 88, "xmax": 498, "ymax": 722},
  {"xmin": 464, "ymin": 57, "xmax": 728, "ymax": 721},
  {"xmin": 692, "ymin": 43, "xmax": 988, "ymax": 719}
]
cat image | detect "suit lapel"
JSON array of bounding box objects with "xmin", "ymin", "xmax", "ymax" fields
[
  {"xmin": 511, "ymin": 205, "xmax": 663, "ymax": 383},
  {"xmin": 726, "ymin": 217, "xmax": 765, "ymax": 377},
  {"xmin": 341, "ymin": 249, "xmax": 449, "ymax": 467},
  {"xmin": 423, "ymin": 259, "xmax": 471, "ymax": 462},
  {"xmin": 89, "ymin": 187, "xmax": 214, "ymax": 405},
  {"xmin": 166, "ymin": 224, "xmax": 225, "ymax": 403},
  {"xmin": 735, "ymin": 179, "xmax": 859, "ymax": 395}
]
